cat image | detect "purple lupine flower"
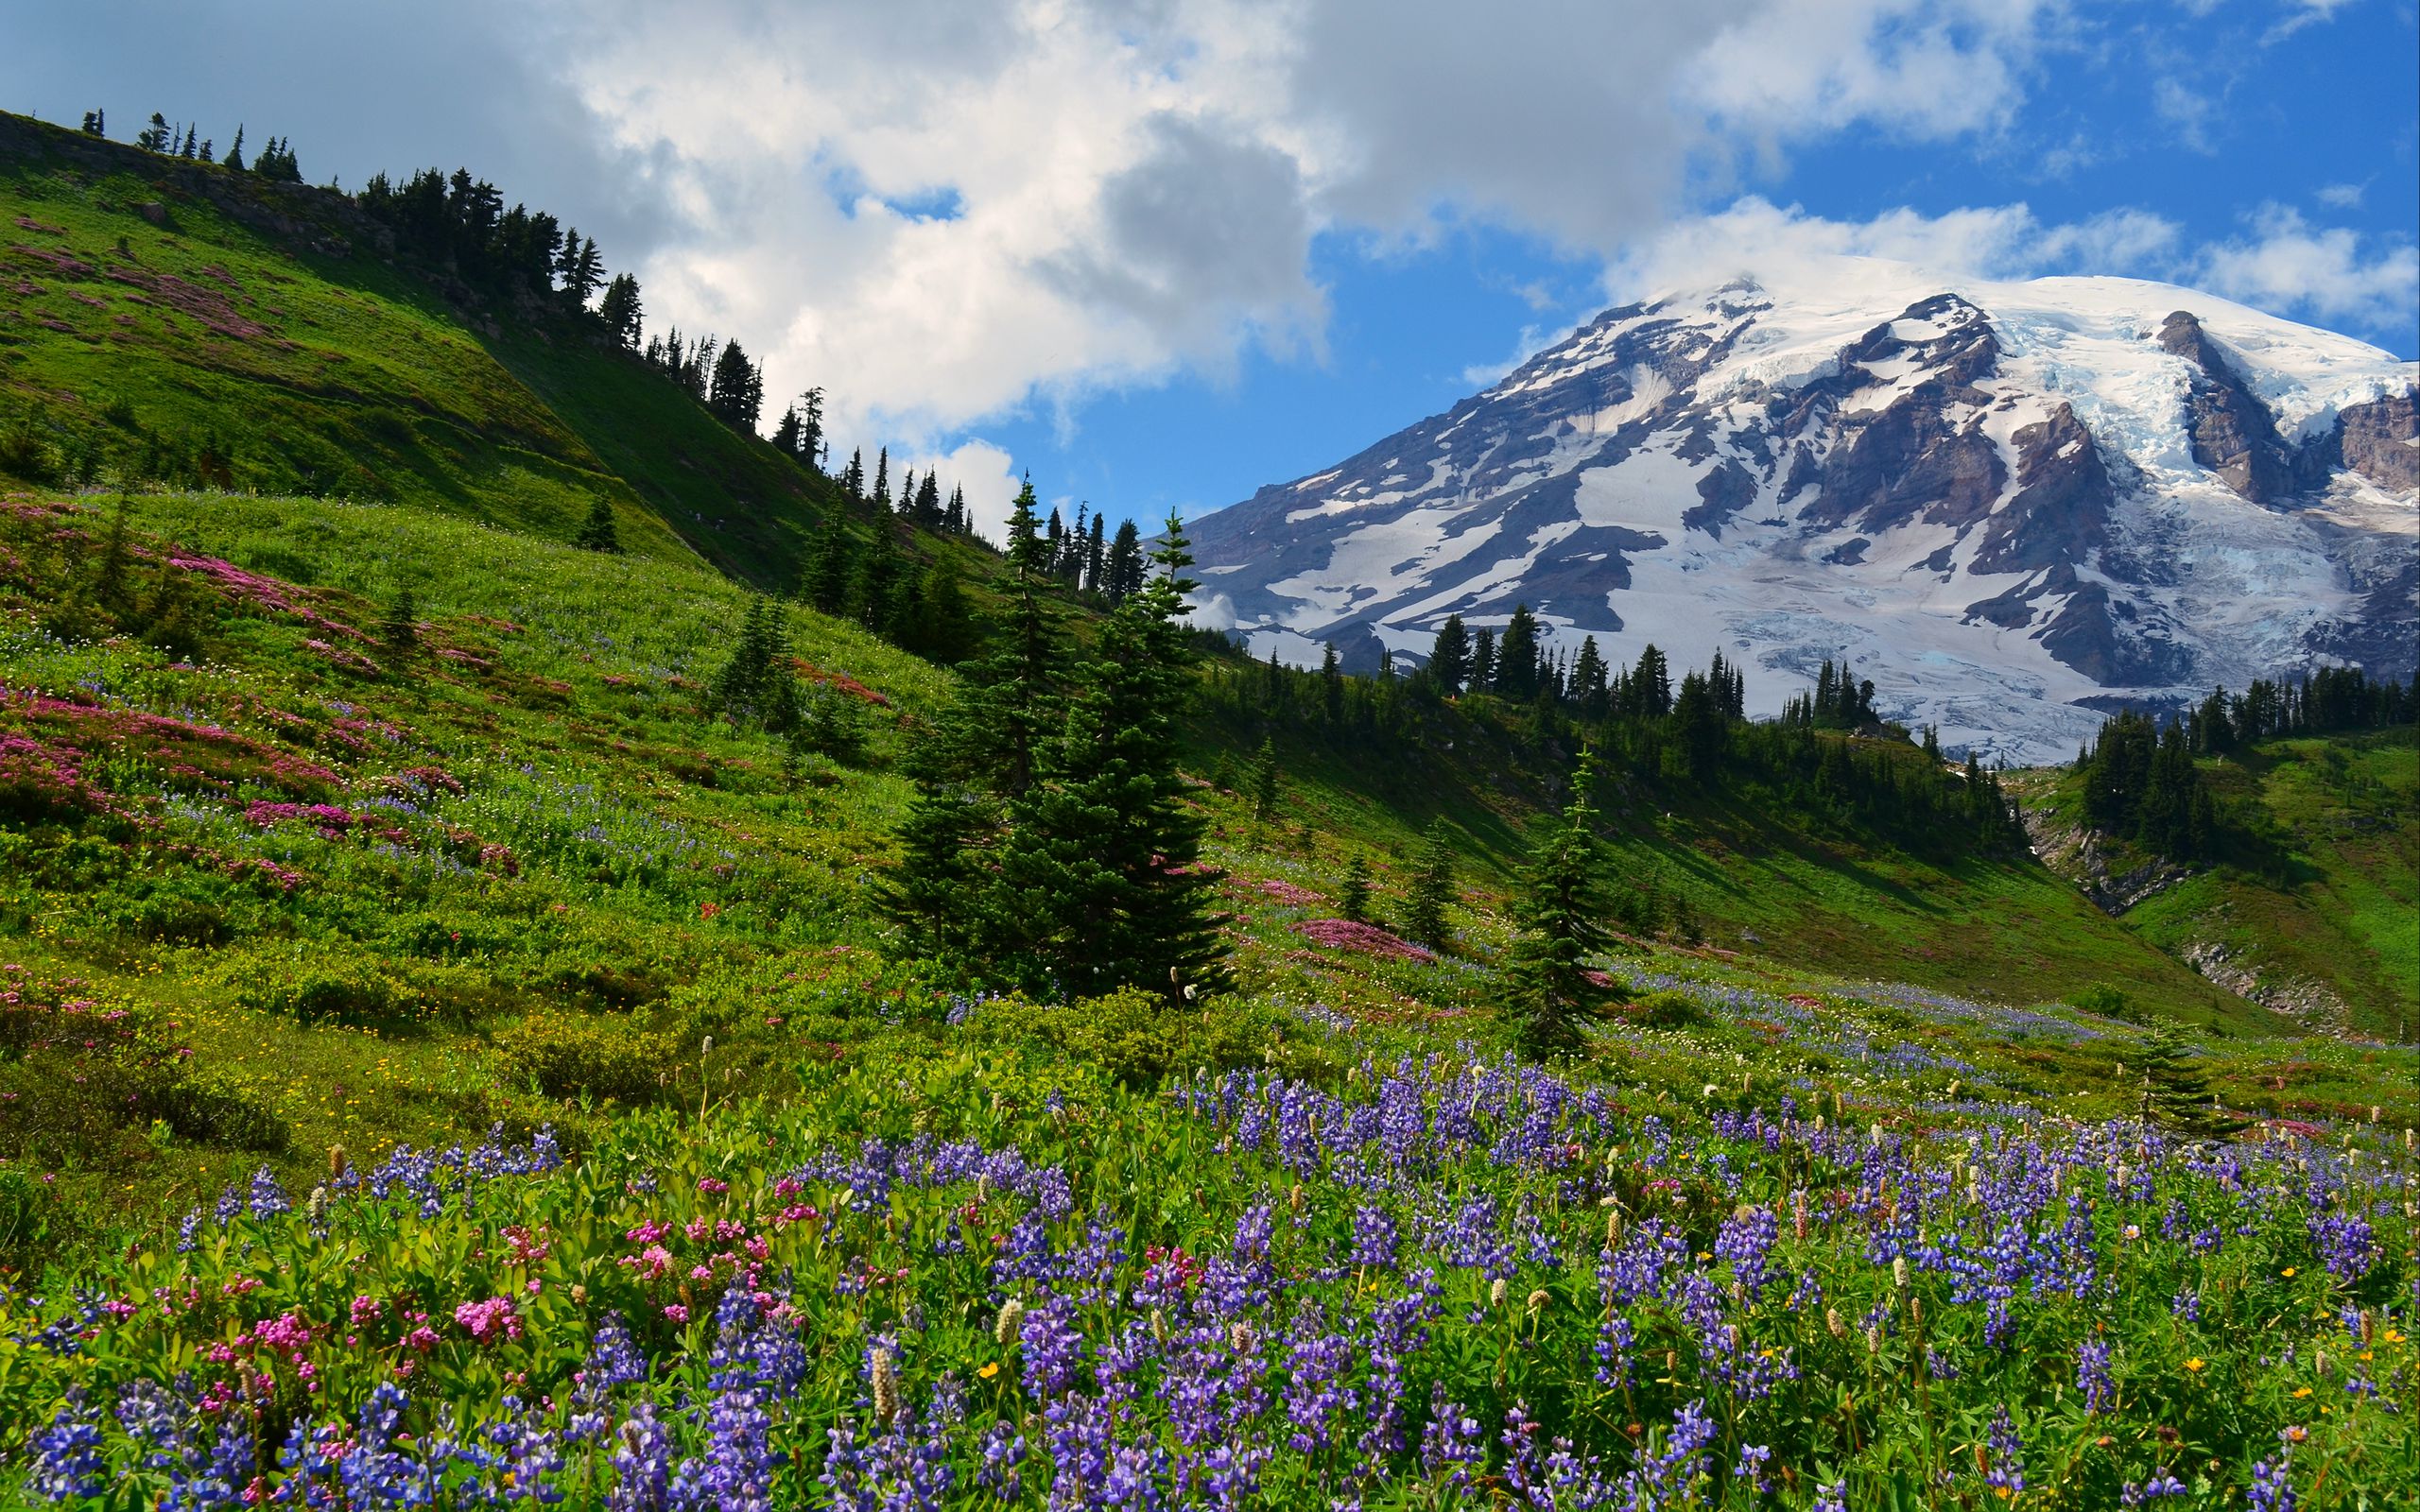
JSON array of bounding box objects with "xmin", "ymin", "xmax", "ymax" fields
[
  {"xmin": 27, "ymin": 1390, "xmax": 105, "ymax": 1502},
  {"xmin": 247, "ymin": 1165, "xmax": 289, "ymax": 1220},
  {"xmin": 610, "ymin": 1401, "xmax": 676, "ymax": 1512},
  {"xmin": 1733, "ymin": 1444, "xmax": 1772, "ymax": 1492},
  {"xmin": 1350, "ymin": 1204, "xmax": 1399, "ymax": 1268},
  {"xmin": 2120, "ymin": 1470, "xmax": 2188, "ymax": 1504},
  {"xmin": 2077, "ymin": 1339, "xmax": 2115, "ymax": 1412},
  {"xmin": 1420, "ymin": 1388, "xmax": 1485, "ymax": 1491},
  {"xmin": 1984, "ymin": 1404, "xmax": 2024, "ymax": 1497},
  {"xmin": 2248, "ymin": 1450, "xmax": 2297, "ymax": 1512},
  {"xmin": 1813, "ymin": 1478, "xmax": 1849, "ymax": 1512}
]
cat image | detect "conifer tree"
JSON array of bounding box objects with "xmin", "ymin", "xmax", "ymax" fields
[
  {"xmin": 574, "ymin": 494, "xmax": 621, "ymax": 553},
  {"xmin": 1470, "ymin": 627, "xmax": 1497, "ymax": 692},
  {"xmin": 80, "ymin": 109, "xmax": 106, "ymax": 139},
  {"xmin": 1402, "ymin": 820, "xmax": 1458, "ymax": 952},
  {"xmin": 1104, "ymin": 519, "xmax": 1143, "ymax": 602},
  {"xmin": 1506, "ymin": 749, "xmax": 1625, "ymax": 1058},
  {"xmin": 2132, "ymin": 1022, "xmax": 2247, "ymax": 1138},
  {"xmin": 881, "ymin": 707, "xmax": 997, "ymax": 960},
  {"xmin": 1251, "ymin": 737, "xmax": 1280, "ymax": 821},
  {"xmin": 1322, "ymin": 642, "xmax": 1343, "ymax": 721},
  {"xmin": 1339, "ymin": 854, "xmax": 1373, "ymax": 925},
  {"xmin": 1570, "ymin": 636, "xmax": 1609, "ymax": 719},
  {"xmin": 1496, "ymin": 605, "xmax": 1542, "ymax": 699},
  {"xmin": 842, "ymin": 449, "xmax": 865, "ymax": 502},
  {"xmin": 597, "ymin": 273, "xmax": 644, "ymax": 349},
  {"xmin": 381, "ymin": 586, "xmax": 418, "ymax": 656},
  {"xmin": 872, "ymin": 448, "xmax": 890, "ymax": 512},
  {"xmin": 991, "ymin": 512, "xmax": 1227, "ymax": 998},
  {"xmin": 809, "ymin": 519, "xmax": 855, "ymax": 613},
  {"xmin": 1428, "ymin": 613, "xmax": 1470, "ymax": 695}
]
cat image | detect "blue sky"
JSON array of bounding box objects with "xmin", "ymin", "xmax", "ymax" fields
[{"xmin": 7, "ymin": 0, "xmax": 2413, "ymax": 533}]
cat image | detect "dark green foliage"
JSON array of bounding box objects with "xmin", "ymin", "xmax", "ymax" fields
[
  {"xmin": 1339, "ymin": 853, "xmax": 1373, "ymax": 924},
  {"xmin": 1401, "ymin": 820, "xmax": 1457, "ymax": 952},
  {"xmin": 574, "ymin": 494, "xmax": 622, "ymax": 553},
  {"xmin": 708, "ymin": 596, "xmax": 798, "ymax": 731},
  {"xmin": 2131, "ymin": 1022, "xmax": 2248, "ymax": 1139},
  {"xmin": 1252, "ymin": 737, "xmax": 1280, "ymax": 820},
  {"xmin": 1506, "ymin": 750, "xmax": 1626, "ymax": 1058},
  {"xmin": 706, "ymin": 338, "xmax": 764, "ymax": 432},
  {"xmin": 1427, "ymin": 613, "xmax": 1470, "ymax": 695},
  {"xmin": 381, "ymin": 586, "xmax": 418, "ymax": 656},
  {"xmin": 597, "ymin": 273, "xmax": 645, "ymax": 349},
  {"xmin": 786, "ymin": 682, "xmax": 872, "ymax": 768},
  {"xmin": 1495, "ymin": 604, "xmax": 1542, "ymax": 699},
  {"xmin": 992, "ymin": 514, "xmax": 1228, "ymax": 999}
]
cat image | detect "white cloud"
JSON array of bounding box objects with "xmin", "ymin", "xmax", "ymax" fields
[
  {"xmin": 2315, "ymin": 181, "xmax": 2366, "ymax": 210},
  {"xmin": 2196, "ymin": 205, "xmax": 2420, "ymax": 331},
  {"xmin": 1602, "ymin": 198, "xmax": 2184, "ymax": 303},
  {"xmin": 544, "ymin": 0, "xmax": 2070, "ymax": 477},
  {"xmin": 2267, "ymin": 0, "xmax": 2360, "ymax": 42}
]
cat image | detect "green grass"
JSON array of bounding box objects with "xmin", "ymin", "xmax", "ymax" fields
[
  {"xmin": 2020, "ymin": 731, "xmax": 2420, "ymax": 1040},
  {"xmin": 0, "ymin": 109, "xmax": 843, "ymax": 590}
]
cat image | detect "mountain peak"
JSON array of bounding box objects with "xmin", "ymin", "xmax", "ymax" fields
[{"xmin": 1188, "ymin": 270, "xmax": 2417, "ymax": 762}]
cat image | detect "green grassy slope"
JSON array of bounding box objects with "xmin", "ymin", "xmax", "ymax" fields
[
  {"xmin": 2019, "ymin": 731, "xmax": 2420, "ymax": 1040},
  {"xmin": 1, "ymin": 486, "xmax": 2412, "ymax": 1283},
  {"xmin": 0, "ymin": 110, "xmax": 838, "ymax": 589},
  {"xmin": 1188, "ymin": 697, "xmax": 2286, "ymax": 1035}
]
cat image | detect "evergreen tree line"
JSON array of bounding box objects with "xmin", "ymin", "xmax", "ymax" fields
[
  {"xmin": 96, "ymin": 110, "xmax": 300, "ymax": 181},
  {"xmin": 828, "ymin": 446, "xmax": 988, "ymax": 544},
  {"xmin": 2176, "ymin": 665, "xmax": 2416, "ymax": 755},
  {"xmin": 883, "ymin": 495, "xmax": 1226, "ymax": 999},
  {"xmin": 1202, "ymin": 623, "xmax": 2023, "ymax": 859},
  {"xmin": 2072, "ymin": 664, "xmax": 2414, "ymax": 865}
]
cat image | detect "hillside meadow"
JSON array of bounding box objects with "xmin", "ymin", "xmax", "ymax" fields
[{"xmin": 0, "ymin": 485, "xmax": 2411, "ymax": 1507}]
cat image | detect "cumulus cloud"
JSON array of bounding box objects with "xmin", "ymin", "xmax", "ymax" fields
[
  {"xmin": 2196, "ymin": 205, "xmax": 2420, "ymax": 331},
  {"xmin": 535, "ymin": 0, "xmax": 2069, "ymax": 471},
  {"xmin": 1601, "ymin": 198, "xmax": 2184, "ymax": 303}
]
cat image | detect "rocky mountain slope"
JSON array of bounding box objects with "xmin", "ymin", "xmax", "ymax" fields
[{"xmin": 1188, "ymin": 262, "xmax": 2417, "ymax": 762}]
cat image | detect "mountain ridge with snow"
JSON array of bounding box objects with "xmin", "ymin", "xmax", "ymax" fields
[{"xmin": 1186, "ymin": 259, "xmax": 2417, "ymax": 763}]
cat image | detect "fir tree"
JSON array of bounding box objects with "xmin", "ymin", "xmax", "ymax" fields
[
  {"xmin": 1321, "ymin": 642, "xmax": 1343, "ymax": 721},
  {"xmin": 1505, "ymin": 750, "xmax": 1625, "ymax": 1058},
  {"xmin": 1339, "ymin": 854, "xmax": 1373, "ymax": 925},
  {"xmin": 139, "ymin": 112, "xmax": 171, "ymax": 152},
  {"xmin": 380, "ymin": 586, "xmax": 418, "ymax": 656},
  {"xmin": 1251, "ymin": 737, "xmax": 1280, "ymax": 821},
  {"xmin": 574, "ymin": 494, "xmax": 621, "ymax": 553},
  {"xmin": 1402, "ymin": 820, "xmax": 1457, "ymax": 953},
  {"xmin": 991, "ymin": 512, "xmax": 1227, "ymax": 998},
  {"xmin": 1104, "ymin": 519, "xmax": 1143, "ymax": 602},
  {"xmin": 880, "ymin": 708, "xmax": 997, "ymax": 960},
  {"xmin": 1496, "ymin": 605, "xmax": 1542, "ymax": 699},
  {"xmin": 809, "ymin": 518, "xmax": 856, "ymax": 616},
  {"xmin": 1428, "ymin": 613, "xmax": 1470, "ymax": 695},
  {"xmin": 1570, "ymin": 636, "xmax": 1609, "ymax": 719},
  {"xmin": 597, "ymin": 273, "xmax": 644, "ymax": 349},
  {"xmin": 2132, "ymin": 1022, "xmax": 2247, "ymax": 1139},
  {"xmin": 872, "ymin": 448, "xmax": 890, "ymax": 512},
  {"xmin": 79, "ymin": 109, "xmax": 106, "ymax": 139},
  {"xmin": 708, "ymin": 596, "xmax": 796, "ymax": 730}
]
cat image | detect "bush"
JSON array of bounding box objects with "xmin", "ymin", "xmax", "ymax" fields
[
  {"xmin": 2068, "ymin": 982, "xmax": 2141, "ymax": 1022},
  {"xmin": 1632, "ymin": 989, "xmax": 1704, "ymax": 1028},
  {"xmin": 494, "ymin": 1010, "xmax": 678, "ymax": 1105},
  {"xmin": 244, "ymin": 965, "xmax": 401, "ymax": 1026}
]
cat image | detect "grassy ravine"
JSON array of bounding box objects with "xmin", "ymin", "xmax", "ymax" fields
[
  {"xmin": 0, "ymin": 488, "xmax": 2414, "ymax": 1507},
  {"xmin": 2017, "ymin": 735, "xmax": 2420, "ymax": 1042}
]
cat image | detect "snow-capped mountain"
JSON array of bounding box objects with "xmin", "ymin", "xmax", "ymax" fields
[{"xmin": 1186, "ymin": 262, "xmax": 2417, "ymax": 763}]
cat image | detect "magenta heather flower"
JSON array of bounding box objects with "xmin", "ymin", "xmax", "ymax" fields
[{"xmin": 453, "ymin": 1296, "xmax": 522, "ymax": 1345}]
